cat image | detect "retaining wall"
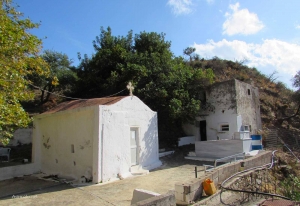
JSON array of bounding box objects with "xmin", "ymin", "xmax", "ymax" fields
[
  {"xmin": 178, "ymin": 136, "xmax": 195, "ymax": 147},
  {"xmin": 195, "ymin": 139, "xmax": 252, "ymax": 158},
  {"xmin": 0, "ymin": 163, "xmax": 40, "ymax": 181},
  {"xmin": 175, "ymin": 151, "xmax": 272, "ymax": 205}
]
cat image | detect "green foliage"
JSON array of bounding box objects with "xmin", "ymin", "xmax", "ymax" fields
[
  {"xmin": 280, "ymin": 174, "xmax": 300, "ymax": 201},
  {"xmin": 74, "ymin": 27, "xmax": 214, "ymax": 145},
  {"xmin": 29, "ymin": 50, "xmax": 78, "ymax": 104},
  {"xmin": 0, "ymin": 0, "xmax": 49, "ymax": 144}
]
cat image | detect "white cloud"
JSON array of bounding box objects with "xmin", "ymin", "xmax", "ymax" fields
[
  {"xmin": 296, "ymin": 24, "xmax": 300, "ymax": 29},
  {"xmin": 167, "ymin": 0, "xmax": 194, "ymax": 15},
  {"xmin": 193, "ymin": 39, "xmax": 300, "ymax": 88},
  {"xmin": 223, "ymin": 2, "xmax": 264, "ymax": 35}
]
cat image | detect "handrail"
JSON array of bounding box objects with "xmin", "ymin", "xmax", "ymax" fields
[
  {"xmin": 204, "ymin": 152, "xmax": 245, "ymax": 172},
  {"xmin": 214, "ymin": 152, "xmax": 245, "ymax": 168},
  {"xmin": 220, "ymin": 150, "xmax": 290, "ymax": 205},
  {"xmin": 278, "ymin": 136, "xmax": 300, "ymax": 162},
  {"xmin": 203, "ymin": 164, "xmax": 214, "ymax": 172}
]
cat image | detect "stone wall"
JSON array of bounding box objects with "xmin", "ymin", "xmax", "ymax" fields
[
  {"xmin": 175, "ymin": 151, "xmax": 272, "ymax": 205},
  {"xmin": 183, "ymin": 79, "xmax": 262, "ymax": 141},
  {"xmin": 235, "ymin": 79, "xmax": 262, "ymax": 134}
]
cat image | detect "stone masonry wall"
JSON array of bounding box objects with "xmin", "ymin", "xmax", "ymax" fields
[{"xmin": 175, "ymin": 151, "xmax": 272, "ymax": 205}]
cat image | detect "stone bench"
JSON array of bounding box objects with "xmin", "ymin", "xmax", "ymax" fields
[{"xmin": 0, "ymin": 148, "xmax": 11, "ymax": 162}]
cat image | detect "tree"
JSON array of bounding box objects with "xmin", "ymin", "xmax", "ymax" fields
[
  {"xmin": 292, "ymin": 71, "xmax": 300, "ymax": 118},
  {"xmin": 0, "ymin": 0, "xmax": 49, "ymax": 144},
  {"xmin": 293, "ymin": 70, "xmax": 300, "ymax": 89},
  {"xmin": 274, "ymin": 71, "xmax": 300, "ymax": 126},
  {"xmin": 183, "ymin": 47, "xmax": 196, "ymax": 62},
  {"xmin": 74, "ymin": 27, "xmax": 214, "ymax": 146},
  {"xmin": 30, "ymin": 50, "xmax": 78, "ymax": 104}
]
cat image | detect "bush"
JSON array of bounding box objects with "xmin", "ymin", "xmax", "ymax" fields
[{"xmin": 281, "ymin": 174, "xmax": 300, "ymax": 201}]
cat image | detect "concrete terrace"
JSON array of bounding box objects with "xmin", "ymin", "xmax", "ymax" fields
[{"xmin": 0, "ymin": 154, "xmax": 208, "ymax": 206}]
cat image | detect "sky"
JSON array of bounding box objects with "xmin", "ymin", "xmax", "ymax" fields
[{"xmin": 13, "ymin": 0, "xmax": 300, "ymax": 89}]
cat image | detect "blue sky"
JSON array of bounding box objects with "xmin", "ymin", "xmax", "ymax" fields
[{"xmin": 14, "ymin": 0, "xmax": 300, "ymax": 89}]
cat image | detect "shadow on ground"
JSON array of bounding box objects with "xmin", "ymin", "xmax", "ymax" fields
[{"xmin": 0, "ymin": 145, "xmax": 216, "ymax": 205}]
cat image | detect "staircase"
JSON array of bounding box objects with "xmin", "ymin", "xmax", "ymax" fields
[{"xmin": 265, "ymin": 129, "xmax": 282, "ymax": 148}]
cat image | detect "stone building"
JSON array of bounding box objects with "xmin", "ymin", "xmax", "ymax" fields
[{"xmin": 183, "ymin": 79, "xmax": 262, "ymax": 158}]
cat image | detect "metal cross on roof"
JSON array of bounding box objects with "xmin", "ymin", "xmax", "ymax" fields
[{"xmin": 127, "ymin": 82, "xmax": 134, "ymax": 96}]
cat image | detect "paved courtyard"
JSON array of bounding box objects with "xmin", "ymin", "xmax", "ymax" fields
[{"xmin": 0, "ymin": 153, "xmax": 209, "ymax": 206}]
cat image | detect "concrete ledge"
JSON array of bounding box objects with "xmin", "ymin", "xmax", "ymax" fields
[
  {"xmin": 178, "ymin": 136, "xmax": 195, "ymax": 147},
  {"xmin": 131, "ymin": 189, "xmax": 160, "ymax": 205},
  {"xmin": 159, "ymin": 151, "xmax": 174, "ymax": 158},
  {"xmin": 0, "ymin": 163, "xmax": 40, "ymax": 181},
  {"xmin": 132, "ymin": 190, "xmax": 176, "ymax": 206}
]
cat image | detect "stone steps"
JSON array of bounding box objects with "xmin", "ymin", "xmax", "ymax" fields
[{"xmin": 265, "ymin": 130, "xmax": 282, "ymax": 148}]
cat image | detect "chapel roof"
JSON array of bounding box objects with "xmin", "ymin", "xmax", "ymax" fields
[{"xmin": 43, "ymin": 96, "xmax": 128, "ymax": 114}]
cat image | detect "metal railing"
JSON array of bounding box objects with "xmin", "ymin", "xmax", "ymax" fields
[
  {"xmin": 220, "ymin": 150, "xmax": 290, "ymax": 205},
  {"xmin": 214, "ymin": 152, "xmax": 245, "ymax": 168},
  {"xmin": 203, "ymin": 152, "xmax": 245, "ymax": 172}
]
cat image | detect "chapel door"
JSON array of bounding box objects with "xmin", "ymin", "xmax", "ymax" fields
[
  {"xmin": 130, "ymin": 128, "xmax": 138, "ymax": 166},
  {"xmin": 200, "ymin": 120, "xmax": 207, "ymax": 141}
]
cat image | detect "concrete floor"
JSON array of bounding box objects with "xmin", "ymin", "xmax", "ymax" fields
[{"xmin": 0, "ymin": 156, "xmax": 208, "ymax": 206}]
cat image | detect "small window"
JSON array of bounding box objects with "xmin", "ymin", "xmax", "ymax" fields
[
  {"xmin": 221, "ymin": 124, "xmax": 229, "ymax": 131},
  {"xmin": 247, "ymin": 89, "xmax": 251, "ymax": 95},
  {"xmin": 243, "ymin": 125, "xmax": 249, "ymax": 132},
  {"xmin": 241, "ymin": 125, "xmax": 251, "ymax": 132}
]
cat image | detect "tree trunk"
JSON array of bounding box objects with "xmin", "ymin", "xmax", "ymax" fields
[
  {"xmin": 40, "ymin": 84, "xmax": 54, "ymax": 105},
  {"xmin": 275, "ymin": 104, "xmax": 300, "ymax": 126}
]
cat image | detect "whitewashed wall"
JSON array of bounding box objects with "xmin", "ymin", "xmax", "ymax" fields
[
  {"xmin": 0, "ymin": 163, "xmax": 39, "ymax": 181},
  {"xmin": 0, "ymin": 128, "xmax": 32, "ymax": 146},
  {"xmin": 33, "ymin": 96, "xmax": 161, "ymax": 184},
  {"xmin": 184, "ymin": 80, "xmax": 238, "ymax": 141},
  {"xmin": 99, "ymin": 96, "xmax": 161, "ymax": 182},
  {"xmin": 178, "ymin": 136, "xmax": 195, "ymax": 146},
  {"xmin": 32, "ymin": 107, "xmax": 95, "ymax": 181},
  {"xmin": 195, "ymin": 139, "xmax": 252, "ymax": 158}
]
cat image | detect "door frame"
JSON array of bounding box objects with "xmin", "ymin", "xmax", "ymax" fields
[{"xmin": 130, "ymin": 127, "xmax": 140, "ymax": 166}]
